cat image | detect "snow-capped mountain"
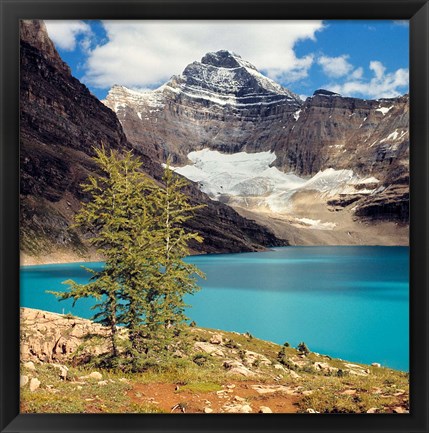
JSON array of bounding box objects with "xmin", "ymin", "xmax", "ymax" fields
[
  {"xmin": 103, "ymin": 50, "xmax": 408, "ymax": 244},
  {"xmin": 103, "ymin": 50, "xmax": 302, "ymax": 164},
  {"xmin": 167, "ymin": 50, "xmax": 302, "ymax": 108},
  {"xmin": 104, "ymin": 50, "xmax": 408, "ymax": 228}
]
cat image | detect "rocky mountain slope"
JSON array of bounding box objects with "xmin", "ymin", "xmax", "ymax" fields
[
  {"xmin": 103, "ymin": 50, "xmax": 302, "ymax": 165},
  {"xmin": 20, "ymin": 21, "xmax": 286, "ymax": 263},
  {"xmin": 104, "ymin": 52, "xmax": 409, "ymax": 240}
]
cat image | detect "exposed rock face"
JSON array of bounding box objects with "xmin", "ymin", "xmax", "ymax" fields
[
  {"xmin": 103, "ymin": 50, "xmax": 301, "ymax": 164},
  {"xmin": 104, "ymin": 51, "xmax": 409, "ymax": 226},
  {"xmin": 20, "ymin": 21, "xmax": 285, "ymax": 260},
  {"xmin": 274, "ymin": 91, "xmax": 409, "ymax": 222},
  {"xmin": 20, "ymin": 19, "xmax": 131, "ymax": 256},
  {"xmin": 20, "ymin": 307, "xmax": 114, "ymax": 362}
]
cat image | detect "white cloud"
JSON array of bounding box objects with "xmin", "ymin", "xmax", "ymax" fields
[
  {"xmin": 350, "ymin": 67, "xmax": 363, "ymax": 79},
  {"xmin": 326, "ymin": 61, "xmax": 408, "ymax": 99},
  {"xmin": 370, "ymin": 60, "xmax": 385, "ymax": 80},
  {"xmin": 83, "ymin": 20, "xmax": 324, "ymax": 89},
  {"xmin": 45, "ymin": 20, "xmax": 92, "ymax": 51},
  {"xmin": 317, "ymin": 55, "xmax": 353, "ymax": 78}
]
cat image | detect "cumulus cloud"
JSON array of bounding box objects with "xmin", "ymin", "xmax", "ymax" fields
[
  {"xmin": 350, "ymin": 67, "xmax": 364, "ymax": 79},
  {"xmin": 317, "ymin": 55, "xmax": 353, "ymax": 78},
  {"xmin": 45, "ymin": 20, "xmax": 92, "ymax": 51},
  {"xmin": 326, "ymin": 60, "xmax": 408, "ymax": 99},
  {"xmin": 82, "ymin": 20, "xmax": 324, "ymax": 89}
]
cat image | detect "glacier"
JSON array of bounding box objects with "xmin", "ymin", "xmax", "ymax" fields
[{"xmin": 172, "ymin": 149, "xmax": 379, "ymax": 216}]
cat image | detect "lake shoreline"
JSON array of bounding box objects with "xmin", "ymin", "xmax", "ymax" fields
[
  {"xmin": 19, "ymin": 306, "xmax": 409, "ymax": 414},
  {"xmin": 21, "ymin": 246, "xmax": 409, "ymax": 371},
  {"xmin": 20, "ymin": 243, "xmax": 407, "ymax": 267}
]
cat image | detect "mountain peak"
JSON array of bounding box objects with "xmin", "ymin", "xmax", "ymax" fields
[
  {"xmin": 176, "ymin": 50, "xmax": 301, "ymax": 105},
  {"xmin": 20, "ymin": 20, "xmax": 71, "ymax": 76},
  {"xmin": 313, "ymin": 89, "xmax": 341, "ymax": 97},
  {"xmin": 201, "ymin": 50, "xmax": 255, "ymax": 70}
]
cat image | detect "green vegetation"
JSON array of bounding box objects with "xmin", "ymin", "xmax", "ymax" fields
[
  {"xmin": 20, "ymin": 326, "xmax": 408, "ymax": 414},
  {"xmin": 50, "ymin": 148, "xmax": 205, "ymax": 370},
  {"xmin": 297, "ymin": 341, "xmax": 310, "ymax": 355}
]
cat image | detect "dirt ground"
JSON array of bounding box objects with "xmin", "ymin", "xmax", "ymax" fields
[{"xmin": 128, "ymin": 380, "xmax": 300, "ymax": 413}]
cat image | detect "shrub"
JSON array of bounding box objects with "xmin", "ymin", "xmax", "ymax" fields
[
  {"xmin": 193, "ymin": 353, "xmax": 209, "ymax": 366},
  {"xmin": 224, "ymin": 339, "xmax": 239, "ymax": 349},
  {"xmin": 238, "ymin": 349, "xmax": 247, "ymax": 362},
  {"xmin": 297, "ymin": 341, "xmax": 310, "ymax": 355}
]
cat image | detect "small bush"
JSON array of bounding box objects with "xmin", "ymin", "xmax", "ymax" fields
[
  {"xmin": 283, "ymin": 342, "xmax": 290, "ymax": 347},
  {"xmin": 297, "ymin": 341, "xmax": 310, "ymax": 355},
  {"xmin": 189, "ymin": 321, "xmax": 197, "ymax": 328},
  {"xmin": 277, "ymin": 347, "xmax": 287, "ymax": 364},
  {"xmin": 192, "ymin": 353, "xmax": 209, "ymax": 366},
  {"xmin": 224, "ymin": 339, "xmax": 239, "ymax": 349},
  {"xmin": 238, "ymin": 349, "xmax": 247, "ymax": 362},
  {"xmin": 301, "ymin": 363, "xmax": 316, "ymax": 374}
]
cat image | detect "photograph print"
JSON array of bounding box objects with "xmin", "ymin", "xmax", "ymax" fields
[{"xmin": 19, "ymin": 19, "xmax": 409, "ymax": 414}]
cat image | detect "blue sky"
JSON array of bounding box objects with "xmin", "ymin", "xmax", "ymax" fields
[{"xmin": 45, "ymin": 20, "xmax": 409, "ymax": 101}]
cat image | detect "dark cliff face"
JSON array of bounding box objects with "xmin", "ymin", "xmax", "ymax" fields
[
  {"xmin": 20, "ymin": 21, "xmax": 286, "ymax": 258},
  {"xmin": 20, "ymin": 20, "xmax": 133, "ymax": 255},
  {"xmin": 272, "ymin": 91, "xmax": 409, "ymax": 222},
  {"xmin": 273, "ymin": 91, "xmax": 409, "ymax": 178}
]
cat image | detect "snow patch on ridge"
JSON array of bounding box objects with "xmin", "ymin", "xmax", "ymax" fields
[
  {"xmin": 376, "ymin": 106, "xmax": 393, "ymax": 115},
  {"xmin": 295, "ymin": 218, "xmax": 337, "ymax": 230}
]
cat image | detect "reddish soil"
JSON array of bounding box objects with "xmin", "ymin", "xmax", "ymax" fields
[{"xmin": 128, "ymin": 380, "xmax": 300, "ymax": 413}]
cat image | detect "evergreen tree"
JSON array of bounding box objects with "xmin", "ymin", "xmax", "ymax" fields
[
  {"xmin": 145, "ymin": 162, "xmax": 205, "ymax": 354},
  {"xmin": 51, "ymin": 147, "xmax": 205, "ymax": 369}
]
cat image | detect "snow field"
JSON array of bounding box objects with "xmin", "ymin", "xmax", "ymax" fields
[{"xmin": 172, "ymin": 149, "xmax": 379, "ymax": 217}]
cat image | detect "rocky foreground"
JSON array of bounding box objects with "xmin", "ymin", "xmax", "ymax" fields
[{"xmin": 20, "ymin": 308, "xmax": 409, "ymax": 414}]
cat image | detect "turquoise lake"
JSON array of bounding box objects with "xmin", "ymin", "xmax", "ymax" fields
[{"xmin": 20, "ymin": 246, "xmax": 409, "ymax": 371}]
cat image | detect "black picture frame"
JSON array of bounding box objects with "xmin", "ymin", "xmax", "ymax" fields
[{"xmin": 1, "ymin": 0, "xmax": 428, "ymax": 432}]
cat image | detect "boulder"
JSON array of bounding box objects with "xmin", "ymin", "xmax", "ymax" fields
[
  {"xmin": 251, "ymin": 384, "xmax": 300, "ymax": 396},
  {"xmin": 259, "ymin": 406, "xmax": 273, "ymax": 413},
  {"xmin": 52, "ymin": 363, "xmax": 68, "ymax": 380},
  {"xmin": 393, "ymin": 406, "xmax": 408, "ymax": 414},
  {"xmin": 305, "ymin": 408, "xmax": 319, "ymax": 414},
  {"xmin": 20, "ymin": 375, "xmax": 29, "ymax": 388},
  {"xmin": 224, "ymin": 403, "xmax": 252, "ymax": 413},
  {"xmin": 226, "ymin": 366, "xmax": 255, "ymax": 377},
  {"xmin": 23, "ymin": 361, "xmax": 36, "ymax": 371},
  {"xmin": 194, "ymin": 341, "xmax": 225, "ymax": 357},
  {"xmin": 29, "ymin": 377, "xmax": 41, "ymax": 392},
  {"xmin": 209, "ymin": 334, "xmax": 223, "ymax": 345},
  {"xmin": 289, "ymin": 370, "xmax": 302, "ymax": 379}
]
